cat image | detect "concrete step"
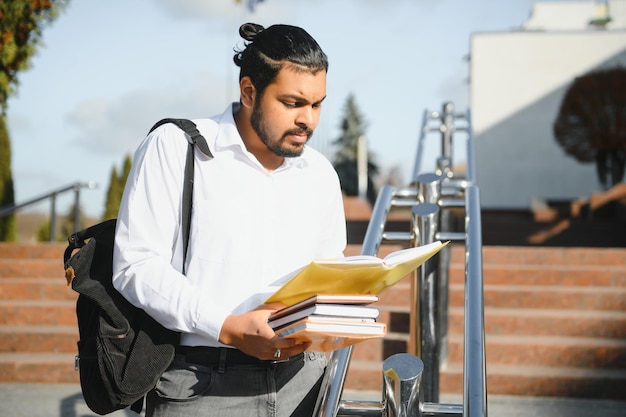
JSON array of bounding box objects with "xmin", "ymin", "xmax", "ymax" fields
[
  {"xmin": 0, "ymin": 278, "xmax": 76, "ymax": 301},
  {"xmin": 0, "ymin": 326, "xmax": 78, "ymax": 353},
  {"xmin": 1, "ymin": 243, "xmax": 626, "ymax": 401},
  {"xmin": 5, "ymin": 334, "xmax": 625, "ymax": 398},
  {"xmin": 377, "ymin": 281, "xmax": 626, "ymax": 311},
  {"xmin": 0, "ymin": 353, "xmax": 78, "ymax": 383},
  {"xmin": 450, "ymin": 263, "xmax": 626, "ymax": 287},
  {"xmin": 0, "ymin": 243, "xmax": 66, "ymax": 281},
  {"xmin": 452, "ymin": 307, "xmax": 626, "ymax": 338},
  {"xmin": 0, "ymin": 243, "xmax": 66, "ymax": 259},
  {"xmin": 457, "ymin": 246, "xmax": 626, "ymax": 267},
  {"xmin": 455, "ymin": 334, "xmax": 626, "ymax": 369},
  {"xmin": 344, "ymin": 361, "xmax": 626, "ymax": 399},
  {"xmin": 3, "ymin": 384, "xmax": 626, "ymax": 417},
  {"xmin": 0, "ymin": 300, "xmax": 77, "ymax": 326},
  {"xmin": 350, "ymin": 334, "xmax": 626, "ymax": 369},
  {"xmin": 0, "ymin": 259, "xmax": 64, "ymax": 279},
  {"xmin": 450, "ymin": 284, "xmax": 626, "ymax": 311}
]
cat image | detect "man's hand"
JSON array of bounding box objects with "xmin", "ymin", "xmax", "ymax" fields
[{"xmin": 218, "ymin": 303, "xmax": 310, "ymax": 360}]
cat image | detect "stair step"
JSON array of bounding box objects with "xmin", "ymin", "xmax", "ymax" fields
[
  {"xmin": 376, "ymin": 282, "xmax": 626, "ymax": 311},
  {"xmin": 1, "ymin": 242, "xmax": 625, "ymax": 400},
  {"xmin": 450, "ymin": 334, "xmax": 626, "ymax": 368},
  {"xmin": 0, "ymin": 243, "xmax": 66, "ymax": 259},
  {"xmin": 344, "ymin": 362, "xmax": 626, "ymax": 399},
  {"xmin": 444, "ymin": 363, "xmax": 626, "ymax": 399},
  {"xmin": 0, "ymin": 278, "xmax": 76, "ymax": 301},
  {"xmin": 0, "ymin": 300, "xmax": 77, "ymax": 326},
  {"xmin": 374, "ymin": 307, "xmax": 626, "ymax": 338},
  {"xmin": 450, "ymin": 307, "xmax": 626, "ymax": 338},
  {"xmin": 0, "ymin": 259, "xmax": 64, "ymax": 279},
  {"xmin": 0, "ymin": 353, "xmax": 78, "ymax": 383},
  {"xmin": 450, "ymin": 284, "xmax": 626, "ymax": 311},
  {"xmin": 351, "ymin": 334, "xmax": 626, "ymax": 369},
  {"xmin": 455, "ymin": 246, "xmax": 626, "ymax": 267},
  {"xmin": 0, "ymin": 326, "xmax": 77, "ymax": 353},
  {"xmin": 450, "ymin": 263, "xmax": 626, "ymax": 287}
]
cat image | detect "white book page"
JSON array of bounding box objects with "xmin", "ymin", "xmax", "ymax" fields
[
  {"xmin": 382, "ymin": 241, "xmax": 443, "ymax": 266},
  {"xmin": 315, "ymin": 255, "xmax": 383, "ymax": 265}
]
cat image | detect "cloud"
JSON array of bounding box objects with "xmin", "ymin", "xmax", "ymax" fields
[
  {"xmin": 152, "ymin": 0, "xmax": 238, "ymax": 20},
  {"xmin": 151, "ymin": 0, "xmax": 293, "ymax": 24},
  {"xmin": 65, "ymin": 73, "xmax": 234, "ymax": 155}
]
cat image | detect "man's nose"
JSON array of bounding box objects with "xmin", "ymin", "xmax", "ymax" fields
[{"xmin": 295, "ymin": 106, "xmax": 315, "ymax": 129}]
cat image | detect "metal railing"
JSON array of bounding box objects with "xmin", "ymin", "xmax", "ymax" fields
[
  {"xmin": 0, "ymin": 182, "xmax": 97, "ymax": 241},
  {"xmin": 314, "ymin": 102, "xmax": 487, "ymax": 417}
]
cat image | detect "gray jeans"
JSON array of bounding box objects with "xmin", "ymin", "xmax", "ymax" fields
[{"xmin": 146, "ymin": 351, "xmax": 327, "ymax": 417}]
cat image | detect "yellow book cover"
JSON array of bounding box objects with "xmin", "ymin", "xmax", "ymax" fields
[{"xmin": 265, "ymin": 241, "xmax": 449, "ymax": 306}]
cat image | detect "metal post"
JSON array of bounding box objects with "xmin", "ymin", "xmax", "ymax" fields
[
  {"xmin": 416, "ymin": 173, "xmax": 442, "ymax": 205},
  {"xmin": 74, "ymin": 185, "xmax": 81, "ymax": 233},
  {"xmin": 437, "ymin": 240, "xmax": 450, "ymax": 372},
  {"xmin": 383, "ymin": 353, "xmax": 424, "ymax": 417},
  {"xmin": 357, "ymin": 136, "xmax": 368, "ymax": 199},
  {"xmin": 440, "ymin": 102, "xmax": 455, "ymax": 163},
  {"xmin": 313, "ymin": 347, "xmax": 353, "ymax": 417},
  {"xmin": 415, "ymin": 172, "xmax": 449, "ymax": 370},
  {"xmin": 411, "ymin": 202, "xmax": 440, "ymax": 402},
  {"xmin": 436, "ymin": 156, "xmax": 453, "ymax": 179},
  {"xmin": 464, "ymin": 186, "xmax": 488, "ymax": 417},
  {"xmin": 49, "ymin": 193, "xmax": 57, "ymax": 242}
]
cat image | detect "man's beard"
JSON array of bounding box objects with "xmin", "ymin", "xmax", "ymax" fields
[{"xmin": 250, "ymin": 102, "xmax": 313, "ymax": 158}]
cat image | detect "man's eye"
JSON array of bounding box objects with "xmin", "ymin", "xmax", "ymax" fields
[{"xmin": 283, "ymin": 102, "xmax": 297, "ymax": 108}]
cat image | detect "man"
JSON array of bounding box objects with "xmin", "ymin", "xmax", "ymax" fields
[{"xmin": 112, "ymin": 23, "xmax": 346, "ymax": 417}]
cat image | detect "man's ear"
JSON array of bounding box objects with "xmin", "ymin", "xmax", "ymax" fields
[{"xmin": 240, "ymin": 76, "xmax": 256, "ymax": 109}]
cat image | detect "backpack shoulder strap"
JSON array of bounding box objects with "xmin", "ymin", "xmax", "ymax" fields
[
  {"xmin": 149, "ymin": 118, "xmax": 213, "ymax": 158},
  {"xmin": 149, "ymin": 118, "xmax": 212, "ymax": 272},
  {"xmin": 63, "ymin": 218, "xmax": 118, "ymax": 264}
]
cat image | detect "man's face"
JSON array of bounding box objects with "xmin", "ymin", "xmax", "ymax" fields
[{"xmin": 250, "ymin": 67, "xmax": 327, "ymax": 157}]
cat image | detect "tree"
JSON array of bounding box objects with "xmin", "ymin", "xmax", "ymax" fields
[
  {"xmin": 0, "ymin": 116, "xmax": 16, "ymax": 240},
  {"xmin": 0, "ymin": 0, "xmax": 69, "ymax": 241},
  {"xmin": 333, "ymin": 94, "xmax": 379, "ymax": 205},
  {"xmin": 553, "ymin": 67, "xmax": 626, "ymax": 189},
  {"xmin": 0, "ymin": 0, "xmax": 69, "ymax": 113},
  {"xmin": 102, "ymin": 155, "xmax": 132, "ymax": 221}
]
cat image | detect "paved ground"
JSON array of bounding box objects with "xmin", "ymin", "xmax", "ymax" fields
[{"xmin": 1, "ymin": 383, "xmax": 624, "ymax": 417}]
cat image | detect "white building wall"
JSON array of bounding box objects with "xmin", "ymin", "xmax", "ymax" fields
[{"xmin": 471, "ymin": 2, "xmax": 626, "ymax": 208}]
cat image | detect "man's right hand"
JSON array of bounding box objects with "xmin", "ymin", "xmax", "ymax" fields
[{"xmin": 218, "ymin": 304, "xmax": 310, "ymax": 360}]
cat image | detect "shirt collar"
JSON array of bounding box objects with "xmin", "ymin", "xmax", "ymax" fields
[{"xmin": 214, "ymin": 102, "xmax": 307, "ymax": 170}]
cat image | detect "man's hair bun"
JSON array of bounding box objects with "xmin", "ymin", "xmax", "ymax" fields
[{"xmin": 239, "ymin": 23, "xmax": 264, "ymax": 42}]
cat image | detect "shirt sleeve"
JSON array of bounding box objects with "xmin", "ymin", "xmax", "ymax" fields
[{"xmin": 112, "ymin": 124, "xmax": 215, "ymax": 337}]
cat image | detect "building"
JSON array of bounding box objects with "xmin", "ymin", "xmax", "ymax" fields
[{"xmin": 471, "ymin": 0, "xmax": 626, "ymax": 209}]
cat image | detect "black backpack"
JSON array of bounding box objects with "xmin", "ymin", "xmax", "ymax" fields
[{"xmin": 63, "ymin": 118, "xmax": 211, "ymax": 415}]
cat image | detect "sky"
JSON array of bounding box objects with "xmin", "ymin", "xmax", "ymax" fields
[{"xmin": 6, "ymin": 0, "xmax": 537, "ymax": 218}]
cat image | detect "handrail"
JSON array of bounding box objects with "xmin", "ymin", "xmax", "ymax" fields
[
  {"xmin": 314, "ymin": 102, "xmax": 487, "ymax": 417},
  {"xmin": 463, "ymin": 186, "xmax": 487, "ymax": 417},
  {"xmin": 0, "ymin": 181, "xmax": 97, "ymax": 241}
]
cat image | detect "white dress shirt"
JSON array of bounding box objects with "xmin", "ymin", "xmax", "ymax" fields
[{"xmin": 112, "ymin": 103, "xmax": 347, "ymax": 348}]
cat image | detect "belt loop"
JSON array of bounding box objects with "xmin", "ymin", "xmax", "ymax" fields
[{"xmin": 218, "ymin": 348, "xmax": 227, "ymax": 373}]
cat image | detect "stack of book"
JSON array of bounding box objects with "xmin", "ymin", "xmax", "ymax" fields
[
  {"xmin": 269, "ymin": 294, "xmax": 385, "ymax": 352},
  {"xmin": 265, "ymin": 241, "xmax": 448, "ymax": 352}
]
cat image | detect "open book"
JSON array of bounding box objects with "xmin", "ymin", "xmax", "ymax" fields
[{"xmin": 265, "ymin": 241, "xmax": 448, "ymax": 306}]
